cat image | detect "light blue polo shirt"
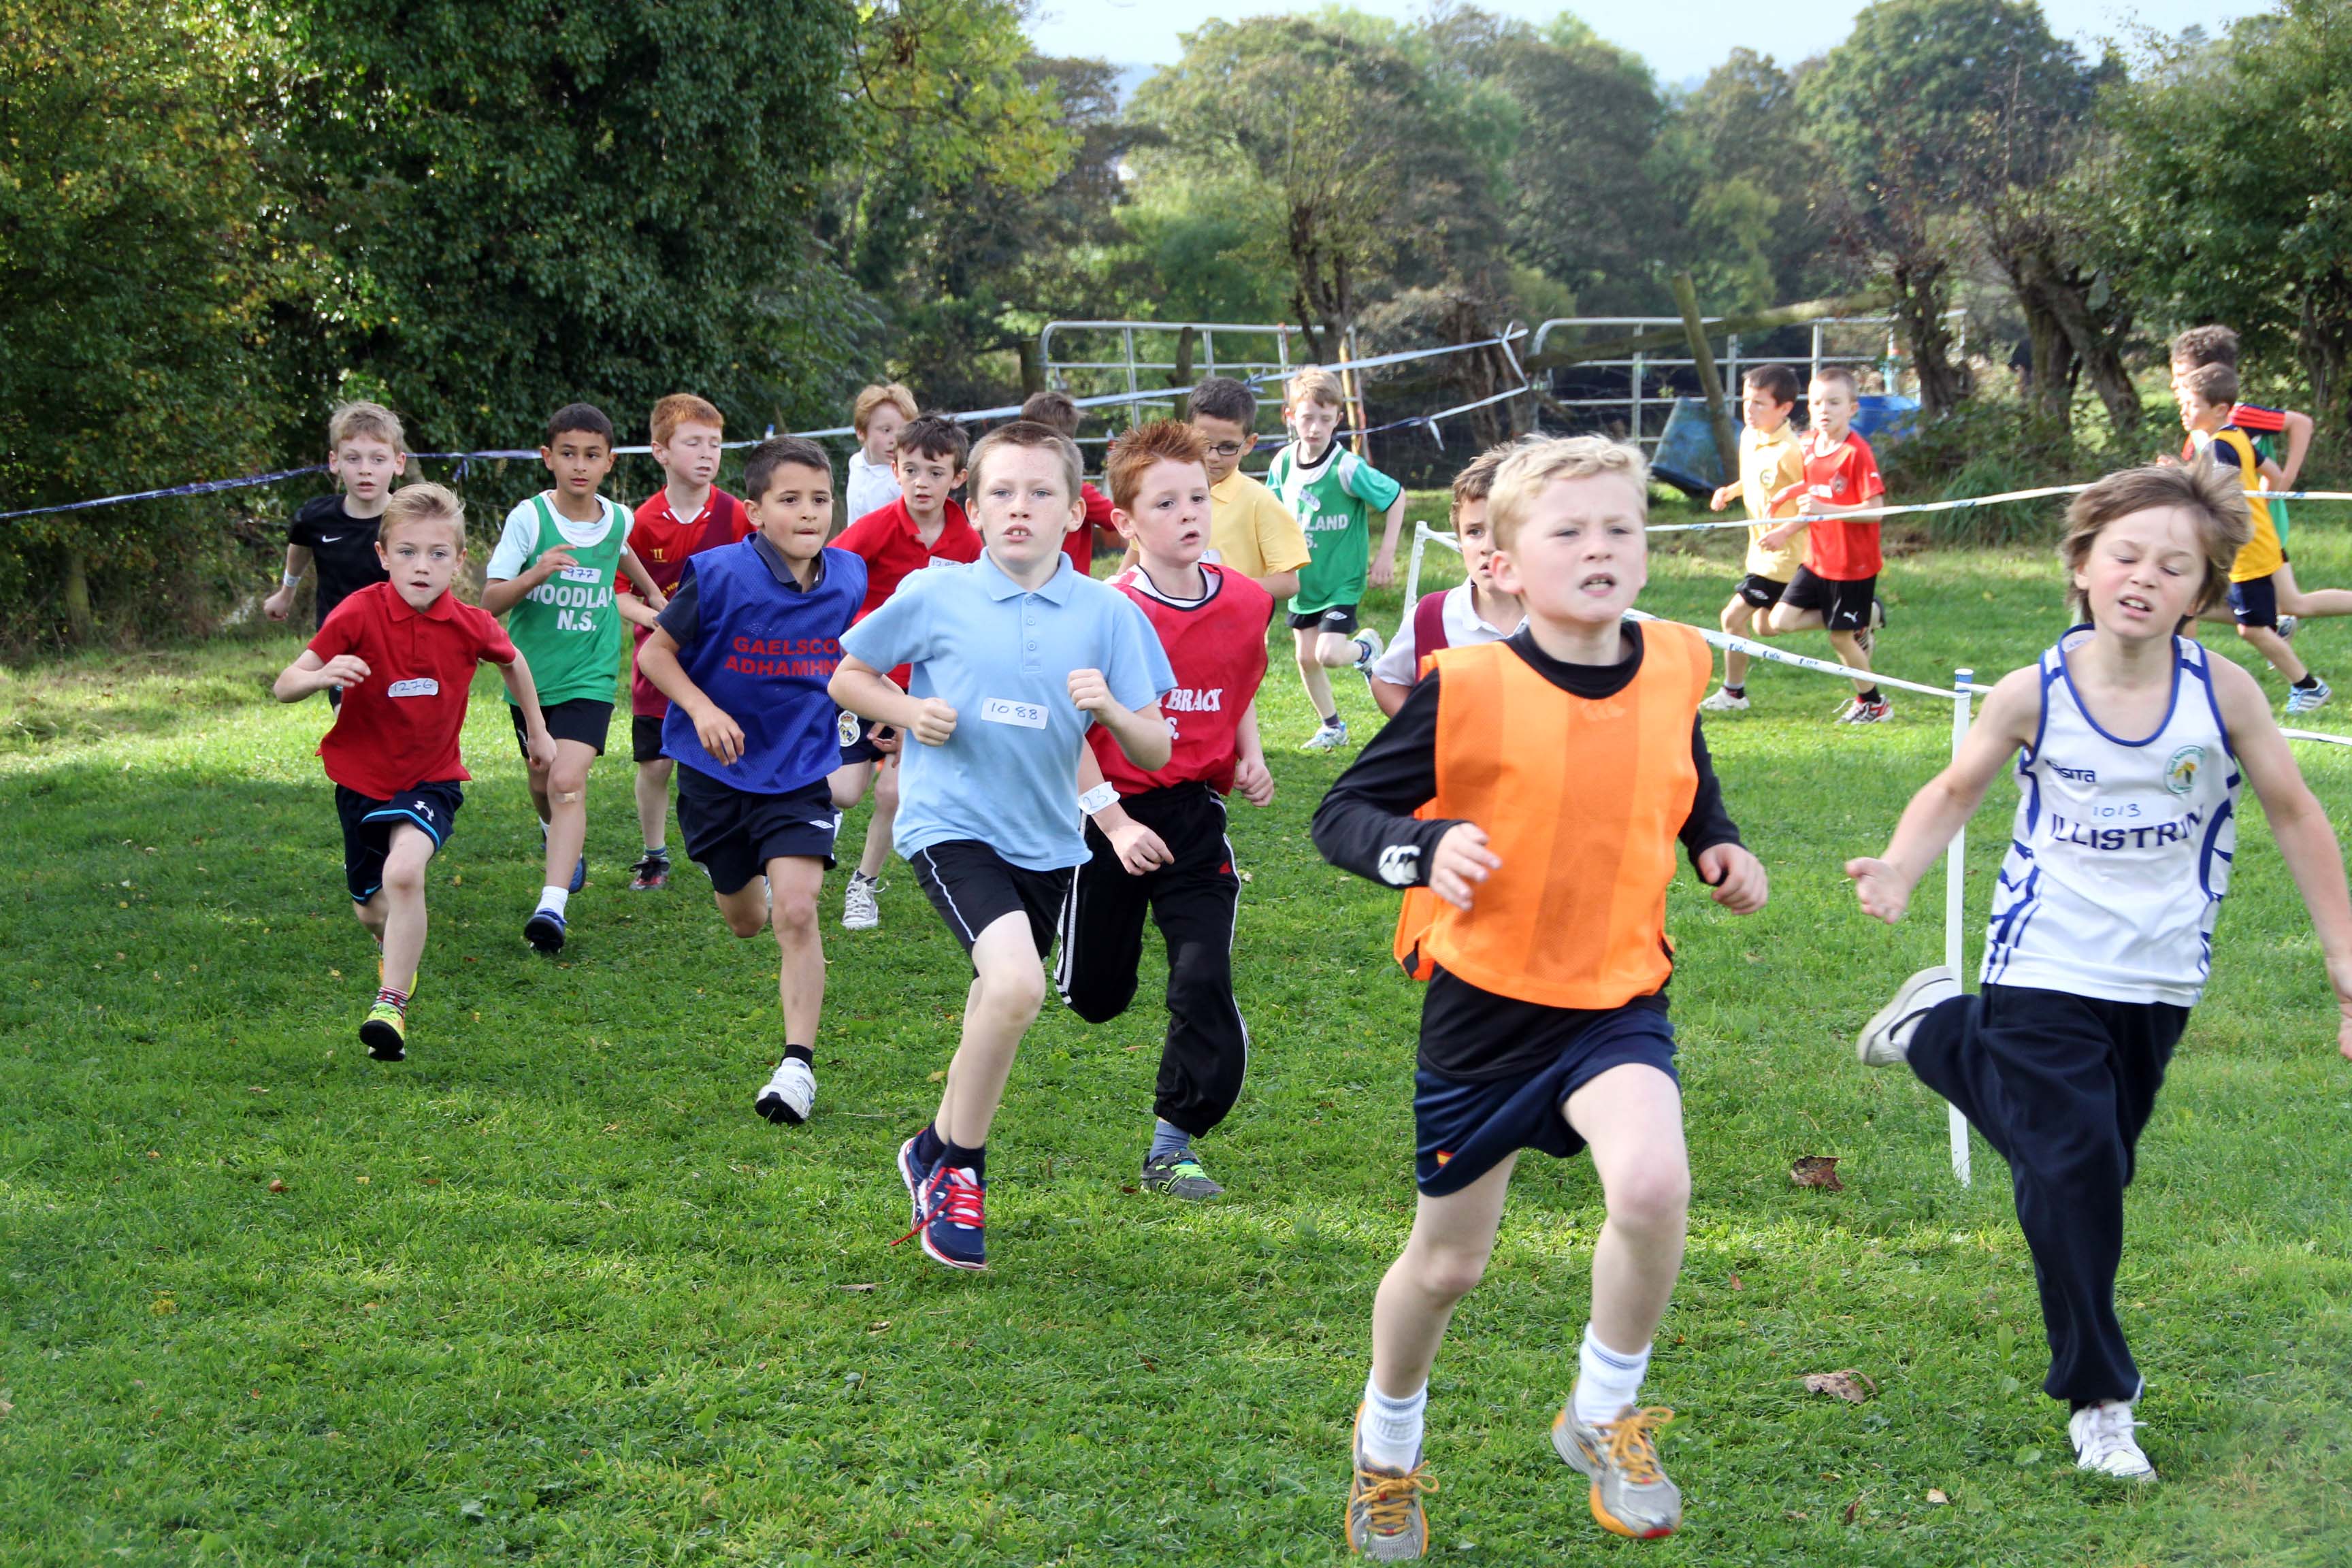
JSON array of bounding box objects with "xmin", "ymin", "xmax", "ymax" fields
[{"xmin": 842, "ymin": 553, "xmax": 1175, "ymax": 870}]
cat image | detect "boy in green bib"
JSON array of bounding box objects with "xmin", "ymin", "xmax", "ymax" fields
[{"xmin": 484, "ymin": 402, "xmax": 668, "ymax": 953}]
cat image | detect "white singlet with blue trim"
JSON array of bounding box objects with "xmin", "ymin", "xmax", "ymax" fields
[{"xmin": 1982, "ymin": 627, "xmax": 2240, "ymax": 1007}]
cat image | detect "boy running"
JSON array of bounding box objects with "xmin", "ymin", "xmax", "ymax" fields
[
  {"xmin": 636, "ymin": 438, "xmax": 866, "ymax": 1126},
  {"xmin": 827, "ymin": 414, "xmax": 980, "ymax": 931},
  {"xmin": 483, "ymin": 402, "xmax": 667, "ymax": 953},
  {"xmin": 830, "ymin": 419, "xmax": 1175, "ymax": 1273},
  {"xmin": 263, "ymin": 402, "xmax": 405, "ymax": 673},
  {"xmin": 1700, "ymin": 364, "xmax": 1807, "ymax": 712},
  {"xmin": 1761, "ymin": 366, "xmax": 1890, "ymax": 723},
  {"xmin": 1313, "ymin": 436, "xmax": 1767, "ymax": 1556},
  {"xmin": 1848, "ymin": 461, "xmax": 2352, "ymax": 1482},
  {"xmin": 1273, "ymin": 367, "xmax": 1407, "ymax": 750},
  {"xmin": 272, "ymin": 484, "xmax": 556, "ymax": 1060},
  {"xmin": 1056, "ymin": 421, "xmax": 1277, "ymax": 1198},
  {"xmin": 844, "ymin": 382, "xmax": 917, "ymax": 523},
  {"xmin": 621, "ymin": 393, "xmax": 752, "ymax": 891},
  {"xmin": 1369, "ymin": 444, "xmax": 1520, "ymax": 719},
  {"xmin": 2170, "ymin": 326, "xmax": 2315, "ymax": 617}
]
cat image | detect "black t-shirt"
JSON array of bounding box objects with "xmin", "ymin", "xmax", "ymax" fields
[{"xmin": 289, "ymin": 495, "xmax": 390, "ymax": 628}]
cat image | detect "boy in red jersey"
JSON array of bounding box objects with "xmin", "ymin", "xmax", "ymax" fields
[
  {"xmin": 1056, "ymin": 421, "xmax": 1277, "ymax": 1198},
  {"xmin": 1761, "ymin": 365, "xmax": 1891, "ymax": 723},
  {"xmin": 272, "ymin": 484, "xmax": 556, "ymax": 1062},
  {"xmin": 826, "ymin": 414, "xmax": 980, "ymax": 929},
  {"xmin": 620, "ymin": 393, "xmax": 752, "ymax": 890}
]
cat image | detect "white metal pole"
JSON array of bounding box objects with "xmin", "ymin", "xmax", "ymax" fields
[
  {"xmin": 1406, "ymin": 521, "xmax": 1429, "ymax": 608},
  {"xmin": 1946, "ymin": 668, "xmax": 1974, "ymax": 1186}
]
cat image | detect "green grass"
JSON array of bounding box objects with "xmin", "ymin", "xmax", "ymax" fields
[{"xmin": 7, "ymin": 524, "xmax": 2352, "ymax": 1566}]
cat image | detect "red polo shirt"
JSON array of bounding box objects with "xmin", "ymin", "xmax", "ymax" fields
[
  {"xmin": 623, "ymin": 487, "xmax": 753, "ymax": 718},
  {"xmin": 1066, "ymin": 483, "xmax": 1116, "ymax": 572},
  {"xmin": 1774, "ymin": 431, "xmax": 1884, "ymax": 581},
  {"xmin": 834, "ymin": 496, "xmax": 982, "ymax": 620},
  {"xmin": 308, "ymin": 583, "xmax": 517, "ymax": 800}
]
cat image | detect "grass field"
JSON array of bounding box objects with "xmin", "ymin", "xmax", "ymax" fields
[{"xmin": 7, "ymin": 510, "xmax": 2352, "ymax": 1566}]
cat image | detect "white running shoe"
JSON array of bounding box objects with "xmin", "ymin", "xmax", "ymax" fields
[
  {"xmin": 2069, "ymin": 1400, "xmax": 2155, "ymax": 1481},
  {"xmin": 1299, "ymin": 719, "xmax": 1350, "ymax": 752},
  {"xmin": 840, "ymin": 870, "xmax": 882, "ymax": 930},
  {"xmin": 1856, "ymin": 966, "xmax": 1960, "ymax": 1065},
  {"xmin": 1699, "ymin": 687, "xmax": 1750, "ymax": 713},
  {"xmin": 755, "ymin": 1057, "xmax": 815, "ymax": 1125},
  {"xmin": 1350, "ymin": 625, "xmax": 1386, "ymax": 672},
  {"xmin": 2285, "ymin": 678, "xmax": 2332, "ymax": 716}
]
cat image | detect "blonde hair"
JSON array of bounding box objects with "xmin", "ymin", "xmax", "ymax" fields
[
  {"xmin": 967, "ymin": 419, "xmax": 1083, "ymax": 506},
  {"xmin": 378, "ymin": 482, "xmax": 466, "ymax": 547},
  {"xmin": 1449, "ymin": 443, "xmax": 1512, "ymax": 529},
  {"xmin": 852, "ymin": 382, "xmax": 919, "ymax": 435},
  {"xmin": 2059, "ymin": 463, "xmax": 2251, "ymax": 621},
  {"xmin": 1488, "ymin": 436, "xmax": 1648, "ymax": 552},
  {"xmin": 1286, "ymin": 366, "xmax": 1345, "ymax": 412},
  {"xmin": 328, "ymin": 400, "xmax": 405, "ymax": 454},
  {"xmin": 650, "ymin": 393, "xmax": 723, "ymax": 447}
]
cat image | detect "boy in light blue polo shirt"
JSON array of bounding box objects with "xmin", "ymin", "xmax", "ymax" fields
[{"xmin": 833, "ymin": 420, "xmax": 1175, "ymax": 1273}]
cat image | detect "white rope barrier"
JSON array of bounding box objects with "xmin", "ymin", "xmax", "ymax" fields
[
  {"xmin": 1646, "ymin": 485, "xmax": 2352, "ymax": 534},
  {"xmin": 2283, "ymin": 728, "xmax": 2352, "ymax": 748}
]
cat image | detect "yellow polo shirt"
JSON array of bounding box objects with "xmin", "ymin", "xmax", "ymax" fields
[{"xmin": 1740, "ymin": 423, "xmax": 1809, "ymax": 582}]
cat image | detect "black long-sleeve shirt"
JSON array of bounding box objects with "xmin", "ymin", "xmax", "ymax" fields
[{"xmin": 1311, "ymin": 623, "xmax": 1742, "ymax": 892}]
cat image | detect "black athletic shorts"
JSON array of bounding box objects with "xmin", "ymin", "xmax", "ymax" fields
[
  {"xmin": 909, "ymin": 839, "xmax": 1073, "ymax": 964},
  {"xmin": 632, "ymin": 713, "xmax": 668, "ymax": 764},
  {"xmin": 835, "ymin": 708, "xmax": 900, "ymax": 768},
  {"xmin": 1413, "ymin": 979, "xmax": 1677, "ymax": 1196},
  {"xmin": 336, "ymin": 781, "xmax": 462, "ymax": 903},
  {"xmin": 1288, "ymin": 604, "xmax": 1360, "ymax": 636},
  {"xmin": 1780, "ymin": 567, "xmax": 1877, "ymax": 632},
  {"xmin": 511, "ymin": 697, "xmax": 613, "ymax": 757},
  {"xmin": 674, "ymin": 767, "xmax": 840, "ymax": 894},
  {"xmin": 2228, "ymin": 572, "xmax": 2280, "ymax": 629},
  {"xmin": 1736, "ymin": 573, "xmax": 1788, "ymax": 610}
]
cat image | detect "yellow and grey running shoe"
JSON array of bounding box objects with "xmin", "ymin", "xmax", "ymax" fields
[
  {"xmin": 1140, "ymin": 1147, "xmax": 1224, "ymax": 1200},
  {"xmin": 1347, "ymin": 1405, "xmax": 1437, "ymax": 1561},
  {"xmin": 359, "ymin": 1000, "xmax": 407, "ymax": 1062},
  {"xmin": 1552, "ymin": 1392, "xmax": 1682, "ymax": 1539}
]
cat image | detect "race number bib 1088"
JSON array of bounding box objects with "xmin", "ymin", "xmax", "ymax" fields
[{"xmin": 979, "ymin": 698, "xmax": 1048, "ymax": 730}]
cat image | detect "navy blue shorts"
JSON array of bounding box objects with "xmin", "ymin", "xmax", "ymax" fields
[
  {"xmin": 2227, "ymin": 572, "xmax": 2279, "ymax": 629},
  {"xmin": 675, "ymin": 767, "xmax": 840, "ymax": 894},
  {"xmin": 1413, "ymin": 1003, "xmax": 1678, "ymax": 1196},
  {"xmin": 336, "ymin": 781, "xmax": 461, "ymax": 903},
  {"xmin": 835, "ymin": 708, "xmax": 898, "ymax": 767}
]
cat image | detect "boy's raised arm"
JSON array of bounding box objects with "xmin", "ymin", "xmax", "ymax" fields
[
  {"xmin": 1846, "ymin": 668, "xmax": 2040, "ymax": 924},
  {"xmin": 2279, "ymin": 409, "xmax": 2315, "ymax": 491}
]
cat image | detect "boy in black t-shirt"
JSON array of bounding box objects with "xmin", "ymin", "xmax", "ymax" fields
[{"xmin": 265, "ymin": 401, "xmax": 406, "ymax": 632}]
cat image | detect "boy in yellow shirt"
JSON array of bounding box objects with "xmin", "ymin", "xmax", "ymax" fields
[{"xmin": 1701, "ymin": 365, "xmax": 1806, "ymax": 712}]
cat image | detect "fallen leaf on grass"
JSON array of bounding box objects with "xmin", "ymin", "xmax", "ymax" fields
[
  {"xmin": 836, "ymin": 1283, "xmax": 878, "ymax": 1292},
  {"xmin": 1728, "ymin": 1274, "xmax": 1742, "ymax": 1291},
  {"xmin": 151, "ymin": 1296, "xmax": 177, "ymax": 1316},
  {"xmin": 866, "ymin": 1320, "xmax": 892, "ymax": 1334},
  {"xmin": 1841, "ymin": 1495, "xmax": 1862, "ymax": 1526},
  {"xmin": 1926, "ymin": 1488, "xmax": 1949, "ymax": 1505},
  {"xmin": 0, "ymin": 1399, "xmax": 12, "ymax": 1419},
  {"xmin": 1120, "ymin": 1186, "xmax": 1138, "ymax": 1194},
  {"xmin": 1791, "ymin": 1155, "xmax": 1844, "ymax": 1190},
  {"xmin": 927, "ymin": 1070, "xmax": 946, "ymax": 1083},
  {"xmin": 1802, "ymin": 1369, "xmax": 1878, "ymax": 1403},
  {"xmin": 267, "ymin": 1179, "xmax": 286, "ymax": 1193}
]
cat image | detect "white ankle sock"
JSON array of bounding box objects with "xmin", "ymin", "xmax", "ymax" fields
[
  {"xmin": 1360, "ymin": 1372, "xmax": 1426, "ymax": 1470},
  {"xmin": 1573, "ymin": 1325, "xmax": 1652, "ymax": 1425},
  {"xmin": 537, "ymin": 885, "xmax": 569, "ymax": 917}
]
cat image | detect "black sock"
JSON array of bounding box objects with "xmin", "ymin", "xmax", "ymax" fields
[
  {"xmin": 1319, "ymin": 711, "xmax": 1341, "ymax": 728},
  {"xmin": 943, "ymin": 1139, "xmax": 986, "ymax": 1179},
  {"xmin": 783, "ymin": 1043, "xmax": 813, "ymax": 1065},
  {"xmin": 2295, "ymin": 674, "xmax": 2321, "ymax": 690},
  {"xmin": 1858, "ymin": 687, "xmax": 1882, "ymax": 704},
  {"xmin": 913, "ymin": 1122, "xmax": 945, "ymax": 1169},
  {"xmin": 1724, "ymin": 684, "xmax": 1744, "ymax": 697}
]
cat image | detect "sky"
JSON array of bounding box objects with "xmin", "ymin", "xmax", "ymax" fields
[{"xmin": 1026, "ymin": 0, "xmax": 2272, "ymax": 88}]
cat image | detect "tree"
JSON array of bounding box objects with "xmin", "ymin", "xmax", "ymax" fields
[
  {"xmin": 281, "ymin": 0, "xmax": 865, "ymax": 456},
  {"xmin": 1663, "ymin": 51, "xmax": 1837, "ymax": 313},
  {"xmin": 2097, "ymin": 3, "xmax": 2352, "ymax": 429},
  {"xmin": 0, "ymin": 0, "xmax": 299, "ymax": 642}
]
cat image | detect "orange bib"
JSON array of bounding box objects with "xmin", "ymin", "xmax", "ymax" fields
[{"xmin": 1393, "ymin": 624, "xmax": 1710, "ymax": 1009}]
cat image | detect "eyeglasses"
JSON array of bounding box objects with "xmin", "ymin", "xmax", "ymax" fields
[{"xmin": 1202, "ymin": 441, "xmax": 1248, "ymax": 458}]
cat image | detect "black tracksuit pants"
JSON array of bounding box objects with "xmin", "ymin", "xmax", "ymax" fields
[
  {"xmin": 1056, "ymin": 782, "xmax": 1248, "ymax": 1138},
  {"xmin": 1908, "ymin": 983, "xmax": 2187, "ymax": 1407}
]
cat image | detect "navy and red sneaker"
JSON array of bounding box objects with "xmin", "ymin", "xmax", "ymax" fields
[
  {"xmin": 896, "ymin": 1134, "xmax": 934, "ymax": 1231},
  {"xmin": 906, "ymin": 1162, "xmax": 987, "ymax": 1271}
]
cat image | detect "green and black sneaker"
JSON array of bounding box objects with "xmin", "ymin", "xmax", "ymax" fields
[
  {"xmin": 1140, "ymin": 1147, "xmax": 1225, "ymax": 1200},
  {"xmin": 359, "ymin": 999, "xmax": 407, "ymax": 1062}
]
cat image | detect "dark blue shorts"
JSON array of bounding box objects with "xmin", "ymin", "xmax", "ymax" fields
[
  {"xmin": 2227, "ymin": 572, "xmax": 2279, "ymax": 629},
  {"xmin": 675, "ymin": 767, "xmax": 840, "ymax": 894},
  {"xmin": 336, "ymin": 781, "xmax": 461, "ymax": 903},
  {"xmin": 1413, "ymin": 1004, "xmax": 1678, "ymax": 1196},
  {"xmin": 836, "ymin": 708, "xmax": 897, "ymax": 767}
]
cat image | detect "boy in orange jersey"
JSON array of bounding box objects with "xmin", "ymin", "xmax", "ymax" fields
[
  {"xmin": 1312, "ymin": 436, "xmax": 1767, "ymax": 1557},
  {"xmin": 1058, "ymin": 421, "xmax": 1276, "ymax": 1199}
]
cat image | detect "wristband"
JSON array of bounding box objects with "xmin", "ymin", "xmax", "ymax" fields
[
  {"xmin": 1078, "ymin": 782, "xmax": 1120, "ymax": 817},
  {"xmin": 281, "ymin": 571, "xmax": 304, "ymax": 591}
]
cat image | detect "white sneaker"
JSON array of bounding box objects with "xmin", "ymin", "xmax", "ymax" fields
[
  {"xmin": 755, "ymin": 1057, "xmax": 816, "ymax": 1125},
  {"xmin": 841, "ymin": 870, "xmax": 882, "ymax": 930},
  {"xmin": 1699, "ymin": 687, "xmax": 1750, "ymax": 713},
  {"xmin": 1350, "ymin": 625, "xmax": 1386, "ymax": 672},
  {"xmin": 2069, "ymin": 1400, "xmax": 2155, "ymax": 1481},
  {"xmin": 1299, "ymin": 719, "xmax": 1350, "ymax": 752},
  {"xmin": 1857, "ymin": 966, "xmax": 1960, "ymax": 1065}
]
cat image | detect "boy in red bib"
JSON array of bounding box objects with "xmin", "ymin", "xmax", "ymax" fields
[{"xmin": 1057, "ymin": 421, "xmax": 1277, "ymax": 1198}]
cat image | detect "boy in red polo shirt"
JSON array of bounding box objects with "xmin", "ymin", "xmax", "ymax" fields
[
  {"xmin": 826, "ymin": 414, "xmax": 979, "ymax": 930},
  {"xmin": 620, "ymin": 393, "xmax": 752, "ymax": 891},
  {"xmin": 1761, "ymin": 365, "xmax": 1891, "ymax": 723},
  {"xmin": 1058, "ymin": 421, "xmax": 1276, "ymax": 1200},
  {"xmin": 273, "ymin": 484, "xmax": 556, "ymax": 1062}
]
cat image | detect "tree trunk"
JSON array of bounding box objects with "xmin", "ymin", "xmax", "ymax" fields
[
  {"xmin": 2019, "ymin": 244, "xmax": 2142, "ymax": 437},
  {"xmin": 1889, "ymin": 258, "xmax": 1968, "ymax": 417},
  {"xmin": 62, "ymin": 548, "xmax": 94, "ymax": 644}
]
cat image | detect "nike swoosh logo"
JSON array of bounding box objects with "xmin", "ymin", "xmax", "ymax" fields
[{"xmin": 319, "ymin": 535, "xmax": 344, "ymax": 543}]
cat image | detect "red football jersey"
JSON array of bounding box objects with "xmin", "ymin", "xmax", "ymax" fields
[
  {"xmin": 834, "ymin": 495, "xmax": 982, "ymax": 689},
  {"xmin": 308, "ymin": 583, "xmax": 517, "ymax": 800},
  {"xmin": 625, "ymin": 488, "xmax": 753, "ymax": 718},
  {"xmin": 1090, "ymin": 564, "xmax": 1273, "ymax": 796},
  {"xmin": 1794, "ymin": 431, "xmax": 1884, "ymax": 580}
]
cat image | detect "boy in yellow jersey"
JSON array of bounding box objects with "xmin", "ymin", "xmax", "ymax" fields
[
  {"xmin": 1700, "ymin": 365, "xmax": 1806, "ymax": 712},
  {"xmin": 1312, "ymin": 436, "xmax": 1767, "ymax": 1558},
  {"xmin": 2180, "ymin": 364, "xmax": 2338, "ymax": 713}
]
